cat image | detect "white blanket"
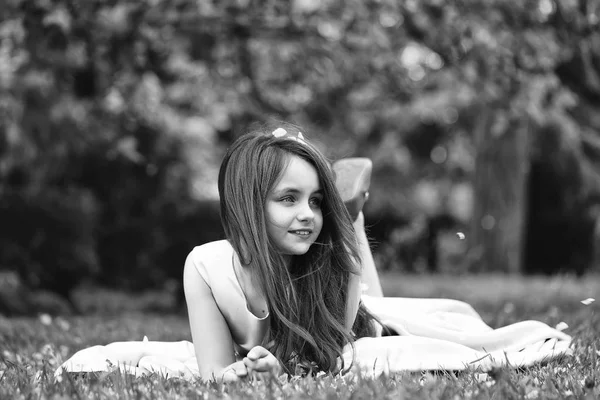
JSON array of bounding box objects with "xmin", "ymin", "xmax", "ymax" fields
[{"xmin": 54, "ymin": 297, "xmax": 572, "ymax": 380}]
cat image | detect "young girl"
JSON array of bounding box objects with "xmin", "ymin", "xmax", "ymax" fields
[
  {"xmin": 182, "ymin": 124, "xmax": 571, "ymax": 382},
  {"xmin": 183, "ymin": 124, "xmax": 378, "ymax": 381},
  {"xmin": 56, "ymin": 123, "xmax": 572, "ymax": 381}
]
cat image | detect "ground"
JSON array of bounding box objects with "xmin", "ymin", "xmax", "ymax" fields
[{"xmin": 0, "ymin": 273, "xmax": 598, "ymax": 399}]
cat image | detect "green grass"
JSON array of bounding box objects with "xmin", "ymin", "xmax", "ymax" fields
[{"xmin": 1, "ymin": 273, "xmax": 599, "ymax": 399}]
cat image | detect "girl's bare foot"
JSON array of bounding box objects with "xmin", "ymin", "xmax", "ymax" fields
[{"xmin": 332, "ymin": 158, "xmax": 372, "ymax": 221}]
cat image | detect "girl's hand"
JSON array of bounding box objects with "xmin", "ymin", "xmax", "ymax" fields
[
  {"xmin": 220, "ymin": 360, "xmax": 249, "ymax": 383},
  {"xmin": 243, "ymin": 346, "xmax": 282, "ymax": 379}
]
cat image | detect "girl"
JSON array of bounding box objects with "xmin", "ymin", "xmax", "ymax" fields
[
  {"xmin": 182, "ymin": 124, "xmax": 571, "ymax": 382},
  {"xmin": 183, "ymin": 124, "xmax": 378, "ymax": 381},
  {"xmin": 56, "ymin": 123, "xmax": 572, "ymax": 381}
]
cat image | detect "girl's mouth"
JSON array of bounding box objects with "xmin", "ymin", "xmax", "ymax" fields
[{"xmin": 289, "ymin": 230, "xmax": 312, "ymax": 237}]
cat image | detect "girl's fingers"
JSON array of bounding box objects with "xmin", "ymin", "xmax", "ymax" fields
[
  {"xmin": 246, "ymin": 346, "xmax": 269, "ymax": 361},
  {"xmin": 221, "ymin": 370, "xmax": 239, "ymax": 383},
  {"xmin": 243, "ymin": 357, "xmax": 268, "ymax": 372},
  {"xmin": 222, "ymin": 360, "xmax": 248, "ymax": 381},
  {"xmin": 242, "ymin": 357, "xmax": 254, "ymax": 369},
  {"xmin": 244, "ymin": 346, "xmax": 281, "ymax": 375},
  {"xmin": 244, "ymin": 358, "xmax": 272, "ymax": 372},
  {"xmin": 243, "ymin": 355, "xmax": 280, "ymax": 373},
  {"xmin": 233, "ymin": 360, "xmax": 249, "ymax": 376}
]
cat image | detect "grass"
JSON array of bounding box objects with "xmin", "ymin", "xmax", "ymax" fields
[{"xmin": 0, "ymin": 273, "xmax": 599, "ymax": 399}]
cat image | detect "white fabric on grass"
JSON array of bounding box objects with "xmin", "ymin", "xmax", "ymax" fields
[{"xmin": 54, "ymin": 296, "xmax": 572, "ymax": 380}]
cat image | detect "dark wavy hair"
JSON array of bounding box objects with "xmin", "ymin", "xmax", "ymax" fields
[{"xmin": 218, "ymin": 123, "xmax": 376, "ymax": 374}]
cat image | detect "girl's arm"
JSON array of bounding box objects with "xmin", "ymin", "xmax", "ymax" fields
[{"xmin": 183, "ymin": 256, "xmax": 247, "ymax": 382}]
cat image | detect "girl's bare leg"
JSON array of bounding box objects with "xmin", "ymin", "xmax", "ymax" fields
[
  {"xmin": 353, "ymin": 212, "xmax": 383, "ymax": 297},
  {"xmin": 332, "ymin": 158, "xmax": 383, "ymax": 297}
]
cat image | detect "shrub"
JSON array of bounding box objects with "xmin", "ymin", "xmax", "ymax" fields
[{"xmin": 0, "ymin": 188, "xmax": 99, "ymax": 306}]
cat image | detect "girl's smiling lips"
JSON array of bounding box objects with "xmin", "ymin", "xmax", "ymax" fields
[{"xmin": 289, "ymin": 229, "xmax": 313, "ymax": 236}]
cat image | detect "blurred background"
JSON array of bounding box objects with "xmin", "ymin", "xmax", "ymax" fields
[{"xmin": 1, "ymin": 0, "xmax": 599, "ymax": 316}]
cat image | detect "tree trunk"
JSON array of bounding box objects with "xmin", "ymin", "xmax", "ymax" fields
[{"xmin": 469, "ymin": 109, "xmax": 532, "ymax": 273}]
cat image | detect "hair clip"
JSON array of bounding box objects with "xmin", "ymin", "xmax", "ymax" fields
[
  {"xmin": 272, "ymin": 128, "xmax": 287, "ymax": 137},
  {"xmin": 272, "ymin": 128, "xmax": 306, "ymax": 142}
]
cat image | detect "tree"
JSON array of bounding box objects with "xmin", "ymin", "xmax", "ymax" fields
[{"xmin": 1, "ymin": 0, "xmax": 599, "ymax": 310}]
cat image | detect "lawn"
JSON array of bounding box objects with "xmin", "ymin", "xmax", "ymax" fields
[{"xmin": 1, "ymin": 273, "xmax": 598, "ymax": 399}]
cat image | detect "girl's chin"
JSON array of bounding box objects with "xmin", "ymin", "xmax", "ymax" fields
[
  {"xmin": 286, "ymin": 248, "xmax": 311, "ymax": 256},
  {"xmin": 280, "ymin": 244, "xmax": 313, "ymax": 256}
]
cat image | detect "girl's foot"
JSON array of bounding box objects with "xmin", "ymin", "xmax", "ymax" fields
[{"xmin": 332, "ymin": 158, "xmax": 372, "ymax": 221}]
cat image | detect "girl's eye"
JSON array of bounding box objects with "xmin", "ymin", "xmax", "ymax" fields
[
  {"xmin": 310, "ymin": 197, "xmax": 322, "ymax": 208},
  {"xmin": 281, "ymin": 196, "xmax": 295, "ymax": 203}
]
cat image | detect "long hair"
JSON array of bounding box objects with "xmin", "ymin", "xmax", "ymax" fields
[{"xmin": 218, "ymin": 123, "xmax": 376, "ymax": 374}]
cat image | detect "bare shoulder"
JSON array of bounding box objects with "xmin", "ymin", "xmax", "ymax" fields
[
  {"xmin": 184, "ymin": 240, "xmax": 233, "ymax": 286},
  {"xmin": 187, "ymin": 240, "xmax": 233, "ymax": 261}
]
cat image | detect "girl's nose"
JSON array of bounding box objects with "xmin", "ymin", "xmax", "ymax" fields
[{"xmin": 297, "ymin": 202, "xmax": 315, "ymax": 221}]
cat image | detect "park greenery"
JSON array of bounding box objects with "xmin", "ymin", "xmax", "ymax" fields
[{"xmin": 0, "ymin": 0, "xmax": 599, "ymax": 312}]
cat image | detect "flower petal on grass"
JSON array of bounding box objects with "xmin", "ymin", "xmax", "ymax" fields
[
  {"xmin": 580, "ymin": 298, "xmax": 595, "ymax": 305},
  {"xmin": 39, "ymin": 314, "xmax": 52, "ymax": 326},
  {"xmin": 56, "ymin": 318, "xmax": 70, "ymax": 331},
  {"xmin": 525, "ymin": 389, "xmax": 539, "ymax": 399},
  {"xmin": 555, "ymin": 321, "xmax": 569, "ymax": 331}
]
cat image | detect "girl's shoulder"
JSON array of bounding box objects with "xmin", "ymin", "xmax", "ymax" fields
[
  {"xmin": 186, "ymin": 240, "xmax": 234, "ymax": 286},
  {"xmin": 189, "ymin": 239, "xmax": 233, "ymax": 259}
]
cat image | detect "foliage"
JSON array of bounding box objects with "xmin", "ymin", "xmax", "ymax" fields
[
  {"xmin": 0, "ymin": 188, "xmax": 98, "ymax": 304},
  {"xmin": 0, "ymin": 0, "xmax": 226, "ymax": 298},
  {"xmin": 1, "ymin": 0, "xmax": 600, "ymax": 301},
  {"xmin": 1, "ymin": 274, "xmax": 599, "ymax": 399}
]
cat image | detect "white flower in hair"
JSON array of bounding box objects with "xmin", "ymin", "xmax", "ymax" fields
[{"xmin": 272, "ymin": 128, "xmax": 287, "ymax": 137}]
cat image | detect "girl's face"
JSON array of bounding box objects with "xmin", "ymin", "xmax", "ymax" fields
[{"xmin": 265, "ymin": 155, "xmax": 324, "ymax": 261}]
